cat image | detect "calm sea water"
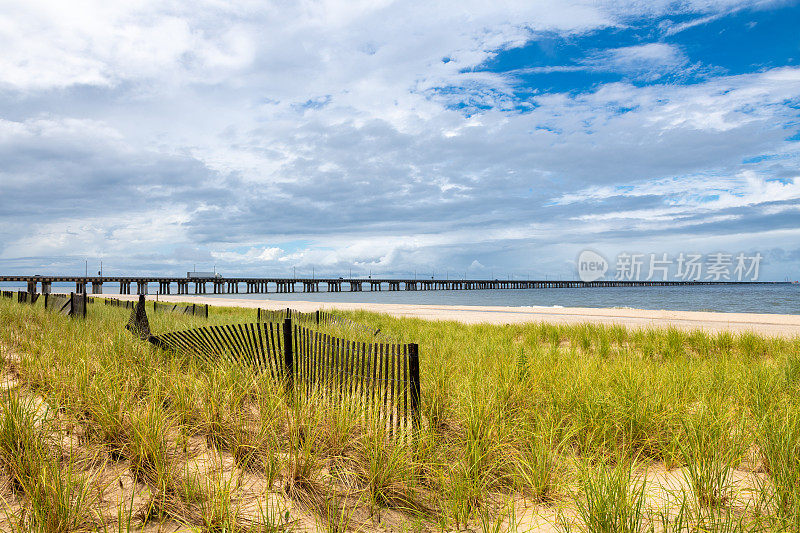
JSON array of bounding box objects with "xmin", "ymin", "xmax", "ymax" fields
[{"xmin": 5, "ymin": 282, "xmax": 796, "ymax": 314}]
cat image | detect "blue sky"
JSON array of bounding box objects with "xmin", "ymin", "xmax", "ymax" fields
[{"xmin": 0, "ymin": 0, "xmax": 799, "ymax": 280}]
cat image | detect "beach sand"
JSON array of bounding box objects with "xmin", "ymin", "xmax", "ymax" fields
[{"xmin": 109, "ymin": 294, "xmax": 800, "ymax": 338}]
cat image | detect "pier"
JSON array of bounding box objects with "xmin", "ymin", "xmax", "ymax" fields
[{"xmin": 0, "ymin": 275, "xmax": 781, "ymax": 295}]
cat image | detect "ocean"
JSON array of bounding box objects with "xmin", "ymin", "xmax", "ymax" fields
[{"xmin": 4, "ymin": 282, "xmax": 798, "ymax": 314}]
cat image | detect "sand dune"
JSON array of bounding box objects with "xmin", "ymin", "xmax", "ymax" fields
[{"xmin": 109, "ymin": 294, "xmax": 800, "ymax": 338}]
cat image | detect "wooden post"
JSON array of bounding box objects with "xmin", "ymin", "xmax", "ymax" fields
[
  {"xmin": 408, "ymin": 343, "xmax": 420, "ymax": 434},
  {"xmin": 283, "ymin": 317, "xmax": 294, "ymax": 396}
]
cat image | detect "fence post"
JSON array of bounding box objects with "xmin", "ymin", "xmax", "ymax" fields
[
  {"xmin": 257, "ymin": 308, "xmax": 261, "ymax": 322},
  {"xmin": 315, "ymin": 310, "xmax": 320, "ymax": 325},
  {"xmin": 82, "ymin": 291, "xmax": 87, "ymax": 318},
  {"xmin": 408, "ymin": 343, "xmax": 420, "ymax": 434},
  {"xmin": 282, "ymin": 317, "xmax": 294, "ymax": 396},
  {"xmin": 204, "ymin": 304, "xmax": 208, "ymax": 318}
]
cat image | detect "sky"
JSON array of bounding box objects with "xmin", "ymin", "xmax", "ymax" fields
[{"xmin": 0, "ymin": 0, "xmax": 799, "ymax": 281}]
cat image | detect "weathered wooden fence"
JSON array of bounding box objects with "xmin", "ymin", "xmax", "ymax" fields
[
  {"xmin": 105, "ymin": 297, "xmax": 135, "ymax": 309},
  {"xmin": 129, "ymin": 297, "xmax": 419, "ymax": 438},
  {"xmin": 1, "ymin": 291, "xmax": 13, "ymax": 299},
  {"xmin": 257, "ymin": 307, "xmax": 385, "ymax": 338},
  {"xmin": 16, "ymin": 291, "xmax": 40, "ymax": 304},
  {"xmin": 153, "ymin": 301, "xmax": 208, "ymax": 318},
  {"xmin": 43, "ymin": 292, "xmax": 87, "ymax": 318}
]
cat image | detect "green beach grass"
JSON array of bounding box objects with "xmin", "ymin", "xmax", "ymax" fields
[{"xmin": 0, "ymin": 296, "xmax": 799, "ymax": 531}]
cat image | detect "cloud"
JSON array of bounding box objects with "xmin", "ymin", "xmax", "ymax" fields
[
  {"xmin": 588, "ymin": 43, "xmax": 690, "ymax": 80},
  {"xmin": 0, "ymin": 1, "xmax": 798, "ymax": 280},
  {"xmin": 211, "ymin": 247, "xmax": 285, "ymax": 263}
]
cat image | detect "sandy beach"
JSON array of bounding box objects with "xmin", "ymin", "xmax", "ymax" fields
[{"xmin": 110, "ymin": 294, "xmax": 800, "ymax": 338}]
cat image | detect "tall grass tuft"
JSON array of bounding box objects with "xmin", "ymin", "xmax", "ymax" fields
[
  {"xmin": 757, "ymin": 401, "xmax": 800, "ymax": 526},
  {"xmin": 573, "ymin": 458, "xmax": 648, "ymax": 533},
  {"xmin": 19, "ymin": 455, "xmax": 101, "ymax": 533},
  {"xmin": 350, "ymin": 424, "xmax": 419, "ymax": 514},
  {"xmin": 511, "ymin": 415, "xmax": 568, "ymax": 502},
  {"xmin": 679, "ymin": 403, "xmax": 742, "ymax": 509},
  {"xmin": 0, "ymin": 390, "xmax": 46, "ymax": 491}
]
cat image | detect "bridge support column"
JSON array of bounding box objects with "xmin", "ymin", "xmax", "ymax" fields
[
  {"xmin": 41, "ymin": 281, "xmax": 51, "ymax": 294},
  {"xmin": 194, "ymin": 282, "xmax": 205, "ymax": 294},
  {"xmin": 91, "ymin": 281, "xmax": 103, "ymax": 294},
  {"xmin": 27, "ymin": 280, "xmax": 37, "ymax": 293},
  {"xmin": 350, "ymin": 281, "xmax": 362, "ymax": 291},
  {"xmin": 76, "ymin": 281, "xmax": 87, "ymax": 294},
  {"xmin": 136, "ymin": 281, "xmax": 148, "ymax": 295},
  {"xmin": 370, "ymin": 281, "xmax": 381, "ymax": 291}
]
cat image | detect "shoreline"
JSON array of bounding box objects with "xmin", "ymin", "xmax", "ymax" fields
[{"xmin": 104, "ymin": 293, "xmax": 800, "ymax": 338}]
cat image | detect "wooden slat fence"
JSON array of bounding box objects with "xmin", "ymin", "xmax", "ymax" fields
[
  {"xmin": 290, "ymin": 322, "xmax": 419, "ymax": 439},
  {"xmin": 256, "ymin": 307, "xmax": 314, "ymax": 323},
  {"xmin": 153, "ymin": 301, "xmax": 208, "ymax": 318},
  {"xmin": 1, "ymin": 291, "xmax": 13, "ymax": 299},
  {"xmin": 43, "ymin": 292, "xmax": 87, "ymax": 318},
  {"xmin": 16, "ymin": 291, "xmax": 40, "ymax": 304},
  {"xmin": 105, "ymin": 297, "xmax": 135, "ymax": 309},
  {"xmin": 257, "ymin": 307, "xmax": 389, "ymax": 339},
  {"xmin": 129, "ymin": 297, "xmax": 419, "ymax": 439}
]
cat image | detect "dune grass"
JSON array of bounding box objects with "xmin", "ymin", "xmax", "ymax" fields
[{"xmin": 0, "ymin": 296, "xmax": 798, "ymax": 531}]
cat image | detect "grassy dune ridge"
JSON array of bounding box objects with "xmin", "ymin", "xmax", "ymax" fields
[{"xmin": 0, "ymin": 298, "xmax": 799, "ymax": 531}]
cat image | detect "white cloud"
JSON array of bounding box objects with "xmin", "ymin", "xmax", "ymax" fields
[
  {"xmin": 210, "ymin": 247, "xmax": 285, "ymax": 263},
  {"xmin": 1, "ymin": 1, "xmax": 799, "ymax": 278},
  {"xmin": 590, "ymin": 43, "xmax": 690, "ymax": 80}
]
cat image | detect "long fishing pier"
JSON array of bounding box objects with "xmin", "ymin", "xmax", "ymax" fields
[{"xmin": 0, "ymin": 275, "xmax": 777, "ymax": 295}]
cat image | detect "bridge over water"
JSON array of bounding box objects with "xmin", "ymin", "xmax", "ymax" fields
[{"xmin": 0, "ymin": 275, "xmax": 781, "ymax": 295}]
